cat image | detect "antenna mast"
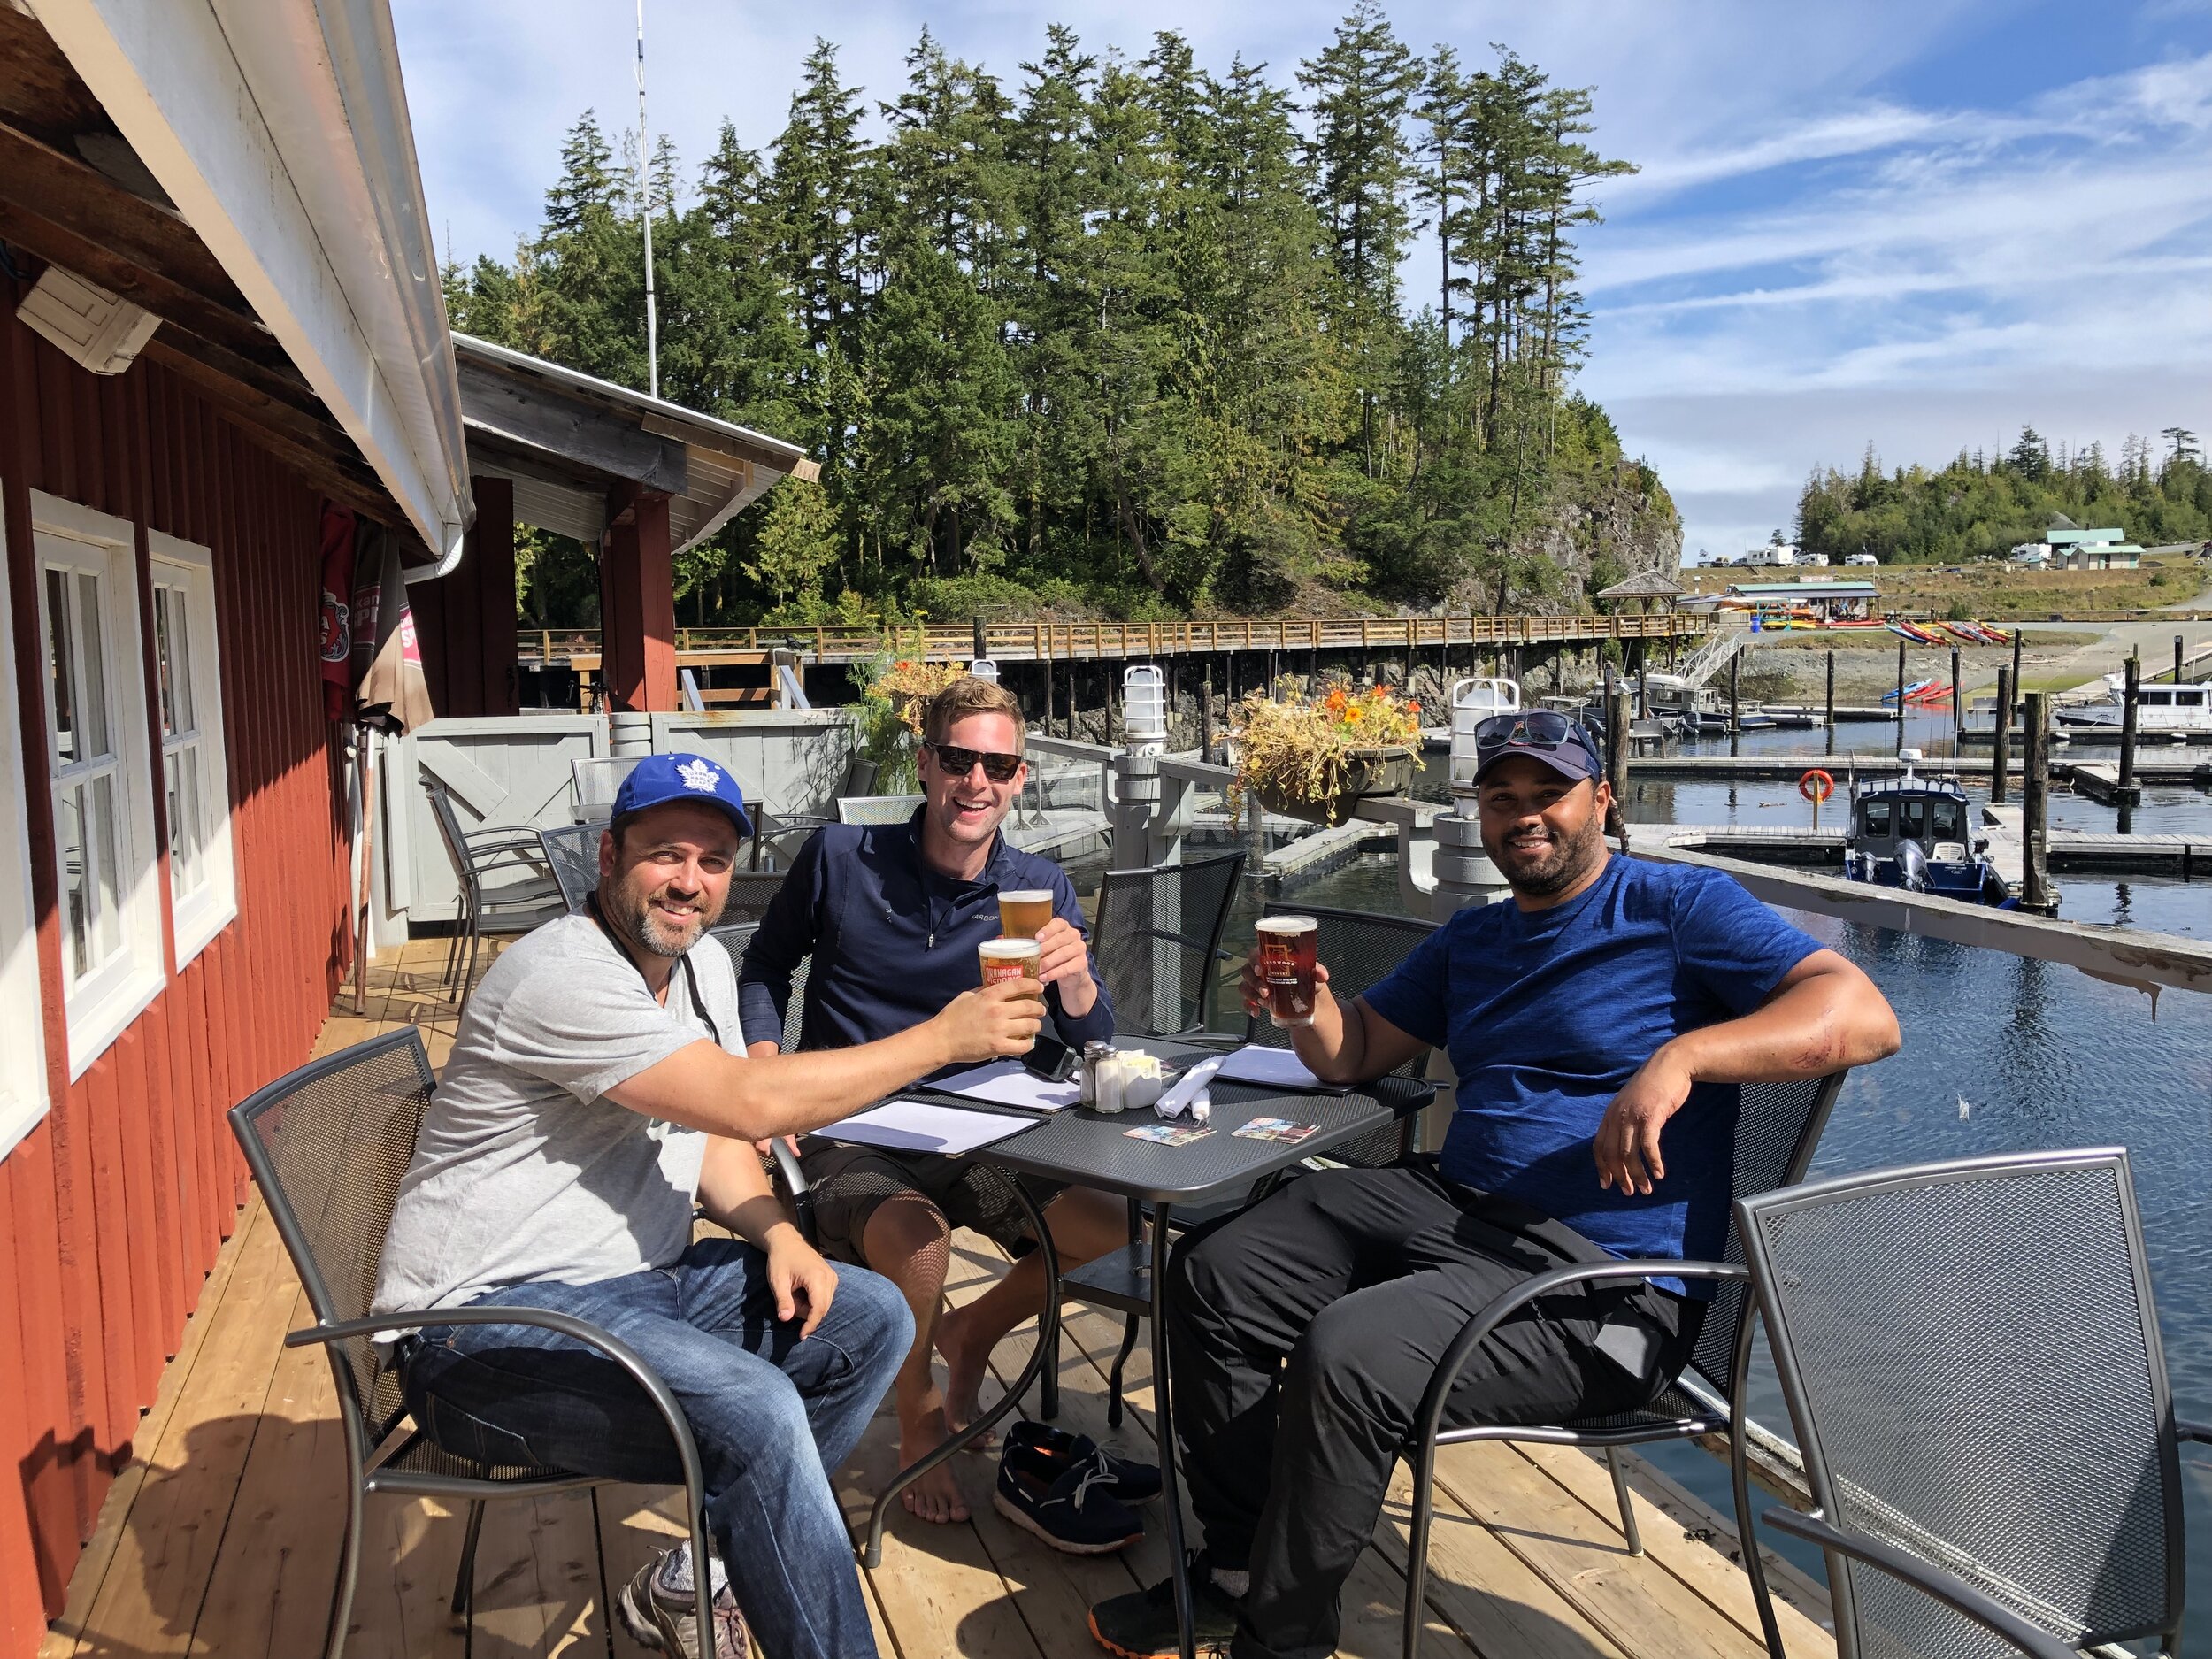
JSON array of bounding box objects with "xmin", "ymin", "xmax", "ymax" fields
[{"xmin": 634, "ymin": 0, "xmax": 659, "ymax": 398}]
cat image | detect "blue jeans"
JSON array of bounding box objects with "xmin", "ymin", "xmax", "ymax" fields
[{"xmin": 403, "ymin": 1238, "xmax": 910, "ymax": 1659}]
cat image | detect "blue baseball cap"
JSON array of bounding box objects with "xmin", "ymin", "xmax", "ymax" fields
[
  {"xmin": 611, "ymin": 753, "xmax": 751, "ymax": 838},
  {"xmin": 1470, "ymin": 712, "xmax": 1605, "ymax": 787}
]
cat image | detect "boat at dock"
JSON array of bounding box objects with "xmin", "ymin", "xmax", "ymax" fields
[
  {"xmin": 1841, "ymin": 751, "xmax": 2015, "ymax": 906},
  {"xmin": 2055, "ymin": 674, "xmax": 2212, "ymax": 737}
]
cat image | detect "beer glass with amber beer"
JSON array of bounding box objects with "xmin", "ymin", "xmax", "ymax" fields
[
  {"xmin": 978, "ymin": 936, "xmax": 1044, "ymax": 1051},
  {"xmin": 1256, "ymin": 915, "xmax": 1320, "ymax": 1028},
  {"xmin": 997, "ymin": 888, "xmax": 1054, "ymax": 938}
]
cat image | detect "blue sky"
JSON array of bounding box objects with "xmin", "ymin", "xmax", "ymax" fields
[{"xmin": 392, "ymin": 0, "xmax": 2212, "ymax": 565}]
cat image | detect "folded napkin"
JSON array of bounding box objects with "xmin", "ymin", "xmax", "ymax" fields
[{"xmin": 1155, "ymin": 1055, "xmax": 1225, "ymax": 1119}]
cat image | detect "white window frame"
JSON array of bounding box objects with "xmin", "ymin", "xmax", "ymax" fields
[
  {"xmin": 148, "ymin": 531, "xmax": 236, "ymax": 965},
  {"xmin": 0, "ymin": 503, "xmax": 51, "ymax": 1157},
  {"xmin": 33, "ymin": 492, "xmax": 164, "ymax": 1078}
]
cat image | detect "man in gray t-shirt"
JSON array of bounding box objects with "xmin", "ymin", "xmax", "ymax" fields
[{"xmin": 374, "ymin": 753, "xmax": 1044, "ymax": 1659}]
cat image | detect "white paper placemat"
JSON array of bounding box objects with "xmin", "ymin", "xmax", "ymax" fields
[
  {"xmin": 818, "ymin": 1100, "xmax": 1035, "ymax": 1156},
  {"xmin": 931, "ymin": 1058, "xmax": 1085, "ymax": 1111}
]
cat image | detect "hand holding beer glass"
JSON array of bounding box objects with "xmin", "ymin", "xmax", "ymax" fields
[
  {"xmin": 1245, "ymin": 915, "xmax": 1324, "ymax": 1029},
  {"xmin": 996, "ymin": 887, "xmax": 1093, "ymax": 997}
]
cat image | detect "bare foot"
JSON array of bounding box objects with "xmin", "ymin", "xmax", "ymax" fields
[
  {"xmin": 933, "ymin": 1306, "xmax": 995, "ymax": 1449},
  {"xmin": 897, "ymin": 1415, "xmax": 970, "ymax": 1524}
]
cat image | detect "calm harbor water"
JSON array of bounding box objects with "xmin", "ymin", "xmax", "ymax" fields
[{"xmin": 1066, "ymin": 725, "xmax": 2212, "ymax": 1627}]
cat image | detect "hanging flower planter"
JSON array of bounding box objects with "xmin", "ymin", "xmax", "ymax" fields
[
  {"xmin": 1226, "ymin": 684, "xmax": 1425, "ymax": 827},
  {"xmin": 1248, "ymin": 744, "xmax": 1417, "ymax": 826}
]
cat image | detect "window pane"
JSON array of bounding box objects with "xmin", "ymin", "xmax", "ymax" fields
[
  {"xmin": 169, "ymin": 748, "xmax": 203, "ymax": 896},
  {"xmin": 153, "ymin": 588, "xmax": 178, "ymax": 738},
  {"xmin": 170, "ymin": 594, "xmax": 195, "ymax": 733},
  {"xmin": 76, "ymin": 572, "xmax": 110, "ymax": 760},
  {"xmin": 44, "ymin": 568, "xmax": 75, "ymax": 766},
  {"xmin": 90, "ymin": 772, "xmax": 121, "ymax": 958},
  {"xmin": 57, "ymin": 782, "xmax": 88, "ymax": 981}
]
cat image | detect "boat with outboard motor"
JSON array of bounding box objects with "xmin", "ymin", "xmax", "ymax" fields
[{"xmin": 1841, "ymin": 749, "xmax": 2015, "ymax": 906}]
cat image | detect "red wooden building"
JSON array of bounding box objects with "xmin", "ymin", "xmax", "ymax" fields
[{"xmin": 0, "ymin": 5, "xmax": 484, "ymax": 1650}]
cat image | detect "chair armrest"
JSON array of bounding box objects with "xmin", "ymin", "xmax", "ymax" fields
[
  {"xmin": 1761, "ymin": 1509, "xmax": 2078, "ymax": 1659},
  {"xmin": 300, "ymin": 1306, "xmax": 717, "ymax": 1659},
  {"xmin": 769, "ymin": 1137, "xmax": 818, "ymax": 1246},
  {"xmin": 2177, "ymin": 1417, "xmax": 2212, "ymax": 1446},
  {"xmin": 1409, "ymin": 1259, "xmax": 1747, "ymax": 1450},
  {"xmin": 290, "ymin": 1307, "xmax": 704, "ymax": 1482}
]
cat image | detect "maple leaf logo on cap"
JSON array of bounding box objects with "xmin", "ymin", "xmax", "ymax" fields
[{"xmin": 678, "ymin": 758, "xmax": 720, "ymax": 793}]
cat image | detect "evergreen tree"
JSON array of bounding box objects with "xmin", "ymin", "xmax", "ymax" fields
[
  {"xmin": 453, "ymin": 19, "xmax": 1676, "ymax": 626},
  {"xmin": 1298, "ymin": 2, "xmax": 1422, "ymax": 472}
]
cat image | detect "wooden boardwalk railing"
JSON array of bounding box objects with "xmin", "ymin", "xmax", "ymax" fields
[{"xmin": 526, "ymin": 612, "xmax": 1711, "ymax": 666}]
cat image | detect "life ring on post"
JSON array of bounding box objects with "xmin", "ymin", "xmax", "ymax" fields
[{"xmin": 1798, "ymin": 768, "xmax": 1835, "ymax": 803}]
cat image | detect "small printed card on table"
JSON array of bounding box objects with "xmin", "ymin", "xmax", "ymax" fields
[
  {"xmin": 1232, "ymin": 1118, "xmax": 1319, "ymax": 1144},
  {"xmin": 1123, "ymin": 1123, "xmax": 1215, "ymax": 1146}
]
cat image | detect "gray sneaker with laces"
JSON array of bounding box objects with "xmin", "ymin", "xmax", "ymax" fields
[{"xmin": 617, "ymin": 1547, "xmax": 748, "ymax": 1659}]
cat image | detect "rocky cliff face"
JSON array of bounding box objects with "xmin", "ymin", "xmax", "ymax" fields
[{"xmin": 1539, "ymin": 455, "xmax": 1683, "ymax": 605}]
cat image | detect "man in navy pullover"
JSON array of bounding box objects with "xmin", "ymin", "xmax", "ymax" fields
[{"xmin": 741, "ymin": 677, "xmax": 1125, "ymax": 1525}]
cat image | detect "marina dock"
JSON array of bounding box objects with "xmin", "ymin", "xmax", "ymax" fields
[{"xmin": 1655, "ymin": 823, "xmax": 2211, "ymax": 874}]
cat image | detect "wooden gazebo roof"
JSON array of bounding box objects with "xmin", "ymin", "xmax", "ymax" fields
[{"xmin": 1597, "ymin": 568, "xmax": 1687, "ymax": 600}]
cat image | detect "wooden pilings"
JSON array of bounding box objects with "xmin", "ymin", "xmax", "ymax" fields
[
  {"xmin": 1606, "ymin": 687, "xmax": 1632, "ymax": 851},
  {"xmin": 2021, "ymin": 692, "xmax": 2054, "ymax": 912},
  {"xmin": 2117, "ymin": 653, "xmax": 2141, "ymax": 827},
  {"xmin": 1990, "ymin": 666, "xmax": 2012, "ymax": 806}
]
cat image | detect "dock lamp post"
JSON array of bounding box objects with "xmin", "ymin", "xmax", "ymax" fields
[{"xmin": 1437, "ymin": 678, "xmax": 1512, "ymax": 912}]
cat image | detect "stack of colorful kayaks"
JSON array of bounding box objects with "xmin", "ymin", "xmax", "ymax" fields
[
  {"xmin": 1880, "ymin": 677, "xmax": 1955, "ymax": 706},
  {"xmin": 1886, "ymin": 618, "xmax": 2014, "ymax": 647}
]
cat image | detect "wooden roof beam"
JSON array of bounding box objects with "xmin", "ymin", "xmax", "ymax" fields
[
  {"xmin": 0, "ymin": 120, "xmax": 296, "ymax": 375},
  {"xmin": 457, "ymin": 355, "xmax": 687, "ymax": 496}
]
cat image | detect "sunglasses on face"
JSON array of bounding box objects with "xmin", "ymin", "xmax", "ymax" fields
[
  {"xmin": 926, "ymin": 741, "xmax": 1024, "ymax": 783},
  {"xmin": 1472, "ymin": 711, "xmax": 1590, "ymax": 753}
]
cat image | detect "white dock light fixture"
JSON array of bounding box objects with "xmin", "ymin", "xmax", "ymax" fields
[
  {"xmin": 1448, "ymin": 677, "xmax": 1522, "ymax": 797},
  {"xmin": 1123, "ymin": 664, "xmax": 1168, "ymax": 753},
  {"xmin": 970, "ymin": 658, "xmax": 1000, "ymax": 684}
]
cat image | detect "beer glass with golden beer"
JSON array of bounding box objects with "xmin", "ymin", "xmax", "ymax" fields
[
  {"xmin": 997, "ymin": 888, "xmax": 1054, "ymax": 938},
  {"xmin": 1256, "ymin": 915, "xmax": 1320, "ymax": 1028},
  {"xmin": 977, "ymin": 936, "xmax": 1044, "ymax": 1052}
]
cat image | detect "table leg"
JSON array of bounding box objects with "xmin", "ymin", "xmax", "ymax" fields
[
  {"xmin": 1152, "ymin": 1202, "xmax": 1197, "ymax": 1659},
  {"xmin": 861, "ymin": 1179, "xmax": 1060, "ymax": 1567}
]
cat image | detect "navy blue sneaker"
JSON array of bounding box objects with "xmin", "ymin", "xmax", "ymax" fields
[
  {"xmin": 995, "ymin": 1436, "xmax": 1148, "ymax": 1554},
  {"xmin": 1004, "ymin": 1420, "xmax": 1164, "ymax": 1504}
]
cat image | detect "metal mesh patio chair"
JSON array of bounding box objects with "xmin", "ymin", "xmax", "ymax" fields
[
  {"xmin": 227, "ymin": 1030, "xmax": 715, "ymax": 1659},
  {"xmin": 716, "ymin": 871, "xmax": 790, "ymax": 927},
  {"xmin": 1247, "ymin": 901, "xmax": 1437, "ymax": 1168},
  {"xmin": 753, "ymin": 806, "xmax": 830, "ymax": 871},
  {"xmin": 1092, "ymin": 850, "xmax": 1247, "ymax": 1038},
  {"xmin": 835, "ymin": 793, "xmax": 926, "ymax": 826},
  {"xmin": 703, "ymin": 920, "xmax": 810, "ymax": 1055},
  {"xmin": 1402, "ymin": 1069, "xmax": 1851, "ymax": 1659},
  {"xmin": 423, "ymin": 777, "xmax": 565, "ymax": 1011},
  {"xmin": 570, "ymin": 755, "xmax": 640, "ymax": 819},
  {"xmin": 1735, "ymin": 1147, "xmax": 2208, "ymax": 1659},
  {"xmin": 537, "ymin": 819, "xmax": 607, "ymax": 913}
]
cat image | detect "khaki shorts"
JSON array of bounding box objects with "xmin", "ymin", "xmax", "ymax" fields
[{"xmin": 786, "ymin": 1140, "xmax": 1068, "ymax": 1265}]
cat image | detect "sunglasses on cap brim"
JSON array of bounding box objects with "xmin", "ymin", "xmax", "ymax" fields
[
  {"xmin": 926, "ymin": 741, "xmax": 1024, "ymax": 782},
  {"xmin": 1471, "ymin": 711, "xmax": 1594, "ymax": 753}
]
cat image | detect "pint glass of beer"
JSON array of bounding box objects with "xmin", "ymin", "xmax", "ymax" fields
[
  {"xmin": 1256, "ymin": 915, "xmax": 1320, "ymax": 1028},
  {"xmin": 997, "ymin": 888, "xmax": 1055, "ymax": 938},
  {"xmin": 978, "ymin": 936, "xmax": 1044, "ymax": 1050}
]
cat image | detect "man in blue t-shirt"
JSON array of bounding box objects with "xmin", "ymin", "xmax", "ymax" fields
[{"xmin": 1088, "ymin": 712, "xmax": 1899, "ymax": 1659}]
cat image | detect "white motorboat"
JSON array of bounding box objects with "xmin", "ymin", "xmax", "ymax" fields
[{"xmin": 2053, "ymin": 675, "xmax": 2212, "ymax": 736}]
